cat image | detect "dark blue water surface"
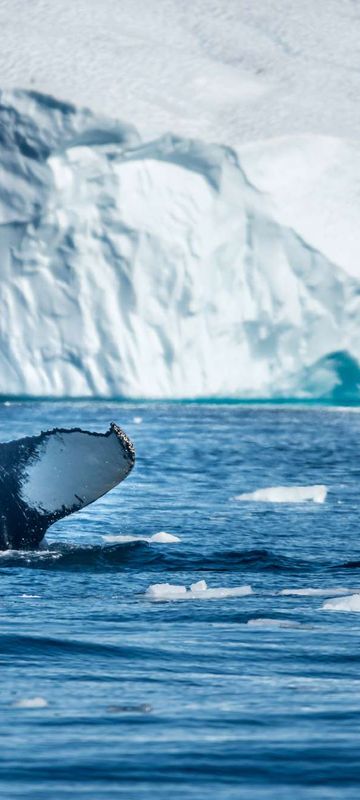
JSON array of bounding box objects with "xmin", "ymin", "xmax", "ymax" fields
[{"xmin": 1, "ymin": 402, "xmax": 360, "ymax": 799}]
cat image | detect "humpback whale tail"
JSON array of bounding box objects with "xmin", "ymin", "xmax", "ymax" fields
[{"xmin": 0, "ymin": 422, "xmax": 135, "ymax": 549}]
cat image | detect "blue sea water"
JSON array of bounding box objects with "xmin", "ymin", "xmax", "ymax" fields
[{"xmin": 1, "ymin": 401, "xmax": 360, "ymax": 799}]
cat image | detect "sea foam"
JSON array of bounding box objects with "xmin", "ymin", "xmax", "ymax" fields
[
  {"xmin": 13, "ymin": 697, "xmax": 48, "ymax": 709},
  {"xmin": 247, "ymin": 618, "xmax": 302, "ymax": 628},
  {"xmin": 234, "ymin": 485, "xmax": 327, "ymax": 504},
  {"xmin": 281, "ymin": 587, "xmax": 351, "ymax": 597},
  {"xmin": 103, "ymin": 532, "xmax": 180, "ymax": 544}
]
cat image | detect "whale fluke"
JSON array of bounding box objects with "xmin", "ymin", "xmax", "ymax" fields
[{"xmin": 0, "ymin": 422, "xmax": 135, "ymax": 549}]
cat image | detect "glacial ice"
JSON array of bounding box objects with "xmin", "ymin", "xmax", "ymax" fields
[
  {"xmin": 1, "ymin": 90, "xmax": 360, "ymax": 399},
  {"xmin": 234, "ymin": 485, "xmax": 327, "ymax": 504}
]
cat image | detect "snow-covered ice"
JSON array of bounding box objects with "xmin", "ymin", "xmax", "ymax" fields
[
  {"xmin": 0, "ymin": 90, "xmax": 360, "ymax": 399},
  {"xmin": 235, "ymin": 486, "xmax": 327, "ymax": 504},
  {"xmin": 0, "ymin": 0, "xmax": 360, "ymax": 146},
  {"xmin": 146, "ymin": 580, "xmax": 253, "ymax": 601}
]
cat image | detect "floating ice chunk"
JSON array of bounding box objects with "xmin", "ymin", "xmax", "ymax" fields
[
  {"xmin": 146, "ymin": 583, "xmax": 187, "ymax": 600},
  {"xmin": 189, "ymin": 581, "xmax": 253, "ymax": 599},
  {"xmin": 13, "ymin": 697, "xmax": 48, "ymax": 708},
  {"xmin": 190, "ymin": 580, "xmax": 207, "ymax": 592},
  {"xmin": 146, "ymin": 581, "xmax": 252, "ymax": 601},
  {"xmin": 235, "ymin": 485, "xmax": 327, "ymax": 504},
  {"xmin": 133, "ymin": 417, "xmax": 143, "ymax": 424},
  {"xmin": 322, "ymin": 593, "xmax": 360, "ymax": 612},
  {"xmin": 281, "ymin": 587, "xmax": 352, "ymax": 597},
  {"xmin": 149, "ymin": 532, "xmax": 181, "ymax": 543}
]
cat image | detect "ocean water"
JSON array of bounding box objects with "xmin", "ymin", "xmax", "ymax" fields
[{"xmin": 1, "ymin": 402, "xmax": 360, "ymax": 799}]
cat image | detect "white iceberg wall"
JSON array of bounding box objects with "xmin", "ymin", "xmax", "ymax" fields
[{"xmin": 0, "ymin": 90, "xmax": 360, "ymax": 399}]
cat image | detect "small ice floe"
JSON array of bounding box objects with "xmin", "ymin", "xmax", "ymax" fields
[
  {"xmin": 247, "ymin": 618, "xmax": 302, "ymax": 628},
  {"xmin": 146, "ymin": 580, "xmax": 253, "ymax": 602},
  {"xmin": 13, "ymin": 697, "xmax": 48, "ymax": 709},
  {"xmin": 281, "ymin": 587, "xmax": 351, "ymax": 597},
  {"xmin": 103, "ymin": 531, "xmax": 180, "ymax": 544},
  {"xmin": 234, "ymin": 485, "xmax": 327, "ymax": 504},
  {"xmin": 133, "ymin": 416, "xmax": 143, "ymax": 424},
  {"xmin": 322, "ymin": 593, "xmax": 360, "ymax": 612}
]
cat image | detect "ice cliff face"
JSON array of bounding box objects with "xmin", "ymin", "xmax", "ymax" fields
[{"xmin": 0, "ymin": 90, "xmax": 359, "ymax": 400}]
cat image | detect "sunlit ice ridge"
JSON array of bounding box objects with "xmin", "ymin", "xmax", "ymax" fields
[{"xmin": 0, "ymin": 90, "xmax": 359, "ymax": 403}]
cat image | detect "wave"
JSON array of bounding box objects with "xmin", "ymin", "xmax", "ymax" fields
[
  {"xmin": 246, "ymin": 618, "xmax": 303, "ymax": 628},
  {"xmin": 0, "ymin": 631, "xmax": 165, "ymax": 663},
  {"xmin": 0, "ymin": 542, "xmax": 327, "ymax": 573}
]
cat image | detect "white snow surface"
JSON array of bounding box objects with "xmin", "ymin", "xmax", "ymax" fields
[
  {"xmin": 322, "ymin": 594, "xmax": 360, "ymax": 612},
  {"xmin": 1, "ymin": 90, "xmax": 360, "ymax": 398},
  {"xmin": 235, "ymin": 486, "xmax": 327, "ymax": 504},
  {"xmin": 146, "ymin": 580, "xmax": 253, "ymax": 601},
  {"xmin": 1, "ymin": 0, "xmax": 360, "ymax": 146}
]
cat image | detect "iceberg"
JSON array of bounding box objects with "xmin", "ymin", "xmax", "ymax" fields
[{"xmin": 0, "ymin": 90, "xmax": 360, "ymax": 400}]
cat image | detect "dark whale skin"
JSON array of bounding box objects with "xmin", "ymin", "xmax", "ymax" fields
[{"xmin": 0, "ymin": 423, "xmax": 135, "ymax": 549}]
